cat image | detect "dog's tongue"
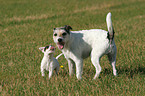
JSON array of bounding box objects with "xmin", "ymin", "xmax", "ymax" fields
[{"xmin": 58, "ymin": 44, "xmax": 64, "ymax": 49}]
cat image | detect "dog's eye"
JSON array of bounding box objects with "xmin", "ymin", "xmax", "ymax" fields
[
  {"xmin": 62, "ymin": 33, "xmax": 67, "ymax": 36},
  {"xmin": 54, "ymin": 33, "xmax": 57, "ymax": 36}
]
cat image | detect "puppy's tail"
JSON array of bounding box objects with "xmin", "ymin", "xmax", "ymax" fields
[
  {"xmin": 56, "ymin": 53, "xmax": 63, "ymax": 60},
  {"xmin": 106, "ymin": 12, "xmax": 115, "ymax": 43}
]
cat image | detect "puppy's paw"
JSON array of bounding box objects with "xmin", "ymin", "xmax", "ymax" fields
[{"xmin": 42, "ymin": 73, "xmax": 45, "ymax": 77}]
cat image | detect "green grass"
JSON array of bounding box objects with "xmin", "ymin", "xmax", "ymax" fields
[{"xmin": 0, "ymin": 0, "xmax": 145, "ymax": 95}]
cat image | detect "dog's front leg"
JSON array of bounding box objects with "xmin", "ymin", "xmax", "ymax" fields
[
  {"xmin": 67, "ymin": 59, "xmax": 75, "ymax": 76},
  {"xmin": 75, "ymin": 59, "xmax": 83, "ymax": 80}
]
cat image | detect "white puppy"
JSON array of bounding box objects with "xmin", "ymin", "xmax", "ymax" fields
[
  {"xmin": 39, "ymin": 45, "xmax": 62, "ymax": 78},
  {"xmin": 53, "ymin": 12, "xmax": 117, "ymax": 80}
]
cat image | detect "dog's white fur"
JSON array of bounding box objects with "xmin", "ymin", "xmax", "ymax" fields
[
  {"xmin": 39, "ymin": 45, "xmax": 62, "ymax": 78},
  {"xmin": 53, "ymin": 12, "xmax": 117, "ymax": 80}
]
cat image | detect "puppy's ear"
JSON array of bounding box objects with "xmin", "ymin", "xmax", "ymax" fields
[
  {"xmin": 53, "ymin": 28, "xmax": 56, "ymax": 32},
  {"xmin": 39, "ymin": 47, "xmax": 45, "ymax": 53},
  {"xmin": 64, "ymin": 25, "xmax": 72, "ymax": 33}
]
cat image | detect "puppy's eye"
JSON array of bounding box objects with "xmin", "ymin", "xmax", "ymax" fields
[
  {"xmin": 62, "ymin": 33, "xmax": 67, "ymax": 36},
  {"xmin": 54, "ymin": 33, "xmax": 57, "ymax": 36},
  {"xmin": 44, "ymin": 46, "xmax": 49, "ymax": 51}
]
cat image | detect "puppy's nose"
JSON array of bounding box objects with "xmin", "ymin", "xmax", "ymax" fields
[
  {"xmin": 50, "ymin": 46, "xmax": 55, "ymax": 50},
  {"xmin": 58, "ymin": 38, "xmax": 62, "ymax": 42}
]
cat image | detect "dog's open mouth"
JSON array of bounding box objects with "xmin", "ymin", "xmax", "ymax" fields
[{"xmin": 57, "ymin": 42, "xmax": 65, "ymax": 50}]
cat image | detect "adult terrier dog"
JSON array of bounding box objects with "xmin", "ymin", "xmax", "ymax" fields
[
  {"xmin": 53, "ymin": 12, "xmax": 117, "ymax": 80},
  {"xmin": 39, "ymin": 45, "xmax": 62, "ymax": 78}
]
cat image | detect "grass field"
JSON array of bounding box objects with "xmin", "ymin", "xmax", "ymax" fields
[{"xmin": 0, "ymin": 0, "xmax": 145, "ymax": 95}]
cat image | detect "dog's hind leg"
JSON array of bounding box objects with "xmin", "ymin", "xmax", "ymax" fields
[
  {"xmin": 91, "ymin": 51, "xmax": 102, "ymax": 79},
  {"xmin": 91, "ymin": 58, "xmax": 102, "ymax": 79},
  {"xmin": 107, "ymin": 52, "xmax": 117, "ymax": 76}
]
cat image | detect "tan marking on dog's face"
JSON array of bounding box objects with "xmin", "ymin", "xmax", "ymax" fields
[
  {"xmin": 53, "ymin": 29, "xmax": 63, "ymax": 43},
  {"xmin": 53, "ymin": 29, "xmax": 64, "ymax": 37},
  {"xmin": 53, "ymin": 29, "xmax": 68, "ymax": 42},
  {"xmin": 53, "ymin": 28, "xmax": 70, "ymax": 50}
]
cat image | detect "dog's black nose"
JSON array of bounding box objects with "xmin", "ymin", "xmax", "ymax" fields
[{"xmin": 58, "ymin": 38, "xmax": 62, "ymax": 42}]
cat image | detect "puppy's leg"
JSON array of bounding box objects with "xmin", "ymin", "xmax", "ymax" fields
[
  {"xmin": 55, "ymin": 66, "xmax": 59, "ymax": 75},
  {"xmin": 107, "ymin": 50, "xmax": 117, "ymax": 76},
  {"xmin": 41, "ymin": 63, "xmax": 45, "ymax": 76},
  {"xmin": 49, "ymin": 68, "xmax": 53, "ymax": 79},
  {"xmin": 75, "ymin": 59, "xmax": 83, "ymax": 80},
  {"xmin": 45, "ymin": 63, "xmax": 49, "ymax": 71},
  {"xmin": 91, "ymin": 51, "xmax": 102, "ymax": 79},
  {"xmin": 41, "ymin": 67, "xmax": 45, "ymax": 77},
  {"xmin": 68, "ymin": 59, "xmax": 75, "ymax": 76}
]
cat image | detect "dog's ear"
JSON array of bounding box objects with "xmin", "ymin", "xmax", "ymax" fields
[
  {"xmin": 39, "ymin": 47, "xmax": 45, "ymax": 53},
  {"xmin": 64, "ymin": 25, "xmax": 72, "ymax": 33}
]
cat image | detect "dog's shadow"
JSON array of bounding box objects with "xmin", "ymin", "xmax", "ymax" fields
[{"xmin": 103, "ymin": 66, "xmax": 145, "ymax": 78}]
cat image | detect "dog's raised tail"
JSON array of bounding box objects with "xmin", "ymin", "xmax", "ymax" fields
[
  {"xmin": 106, "ymin": 12, "xmax": 115, "ymax": 42},
  {"xmin": 56, "ymin": 53, "xmax": 63, "ymax": 60}
]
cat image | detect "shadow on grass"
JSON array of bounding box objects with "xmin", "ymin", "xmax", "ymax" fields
[{"xmin": 103, "ymin": 66, "xmax": 145, "ymax": 78}]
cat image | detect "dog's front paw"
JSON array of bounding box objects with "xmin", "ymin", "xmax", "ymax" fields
[{"xmin": 76, "ymin": 74, "xmax": 82, "ymax": 80}]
